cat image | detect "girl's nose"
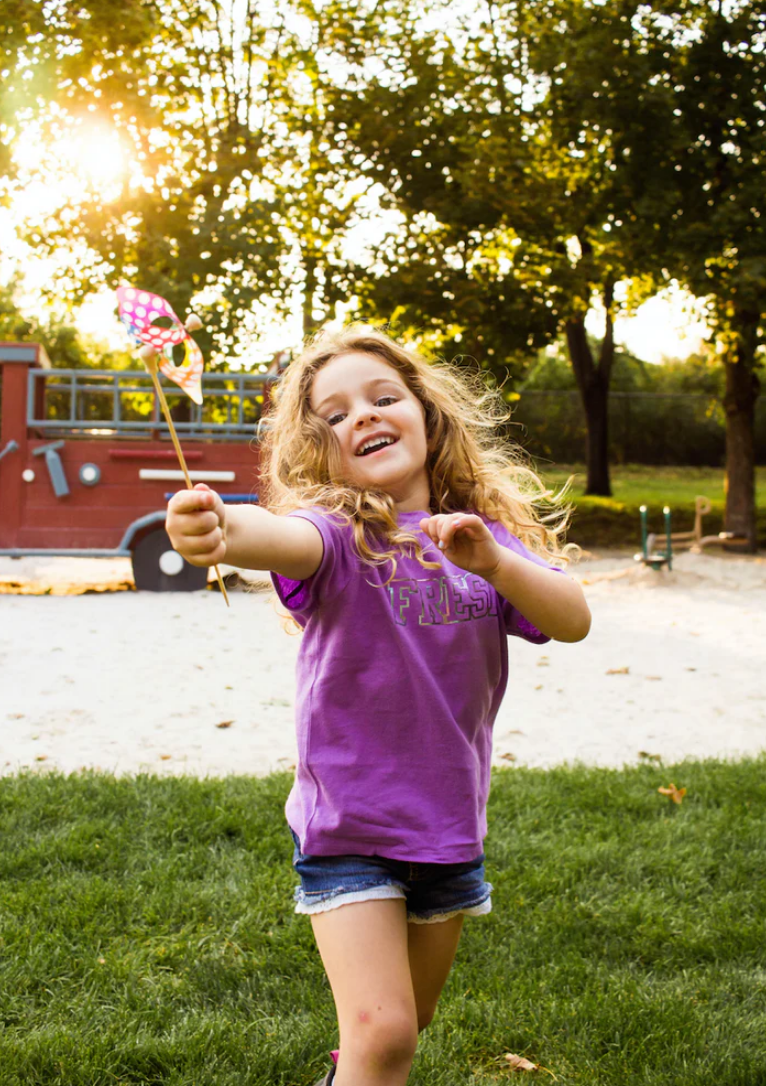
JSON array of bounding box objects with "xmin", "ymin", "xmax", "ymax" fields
[{"xmin": 353, "ymin": 406, "xmax": 381, "ymax": 427}]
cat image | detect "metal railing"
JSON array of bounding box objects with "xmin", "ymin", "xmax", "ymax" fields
[{"xmin": 26, "ymin": 368, "xmax": 278, "ymax": 441}]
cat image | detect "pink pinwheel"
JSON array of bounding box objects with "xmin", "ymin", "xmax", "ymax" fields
[
  {"xmin": 117, "ymin": 285, "xmax": 204, "ymax": 405},
  {"xmin": 116, "ymin": 284, "xmax": 229, "ymax": 605}
]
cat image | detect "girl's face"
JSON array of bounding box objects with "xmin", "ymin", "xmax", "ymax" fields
[{"xmin": 309, "ymin": 351, "xmax": 431, "ymax": 512}]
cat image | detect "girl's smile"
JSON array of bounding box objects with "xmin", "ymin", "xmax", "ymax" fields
[
  {"xmin": 309, "ymin": 351, "xmax": 431, "ymax": 512},
  {"xmin": 355, "ymin": 434, "xmax": 399, "ymax": 457}
]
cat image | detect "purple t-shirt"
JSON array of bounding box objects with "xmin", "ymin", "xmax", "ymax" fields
[{"xmin": 271, "ymin": 508, "xmax": 563, "ymax": 863}]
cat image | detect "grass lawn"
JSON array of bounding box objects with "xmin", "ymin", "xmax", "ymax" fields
[
  {"xmin": 2, "ymin": 761, "xmax": 766, "ymax": 1085},
  {"xmin": 532, "ymin": 464, "xmax": 766, "ymax": 549}
]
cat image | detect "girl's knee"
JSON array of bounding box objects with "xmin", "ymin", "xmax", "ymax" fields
[{"xmin": 344, "ymin": 1010, "xmax": 418, "ymax": 1068}]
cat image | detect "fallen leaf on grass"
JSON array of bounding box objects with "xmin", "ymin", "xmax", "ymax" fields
[
  {"xmin": 658, "ymin": 782, "xmax": 687, "ymax": 805},
  {"xmin": 215, "ymin": 720, "xmax": 235, "ymax": 729},
  {"xmin": 35, "ymin": 755, "xmax": 47, "ymax": 762},
  {"xmin": 606, "ymin": 667, "xmax": 630, "ymax": 675},
  {"xmin": 499, "ymin": 752, "xmax": 517, "ymax": 761},
  {"xmin": 504, "ymin": 1052, "xmax": 556, "ymax": 1078},
  {"xmin": 506, "ymin": 1054, "xmax": 538, "ymax": 1071}
]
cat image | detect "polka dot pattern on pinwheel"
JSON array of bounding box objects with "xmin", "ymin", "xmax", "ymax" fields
[
  {"xmin": 116, "ymin": 284, "xmax": 205, "ymax": 406},
  {"xmin": 116, "ymin": 285, "xmax": 188, "ymax": 350}
]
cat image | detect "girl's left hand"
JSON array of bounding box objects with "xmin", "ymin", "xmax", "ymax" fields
[{"xmin": 419, "ymin": 513, "xmax": 502, "ymax": 579}]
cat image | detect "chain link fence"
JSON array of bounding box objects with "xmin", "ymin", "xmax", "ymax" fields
[{"xmin": 508, "ymin": 391, "xmax": 766, "ymax": 466}]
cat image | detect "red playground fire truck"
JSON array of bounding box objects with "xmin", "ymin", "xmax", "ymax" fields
[{"xmin": 0, "ymin": 341, "xmax": 277, "ymax": 590}]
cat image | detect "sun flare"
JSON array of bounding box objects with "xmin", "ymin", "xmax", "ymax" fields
[
  {"xmin": 13, "ymin": 118, "xmax": 128, "ymax": 210},
  {"xmin": 67, "ymin": 124, "xmax": 127, "ymax": 192}
]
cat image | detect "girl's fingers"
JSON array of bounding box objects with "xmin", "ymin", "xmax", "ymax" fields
[
  {"xmin": 432, "ymin": 514, "xmax": 466, "ymax": 550},
  {"xmin": 421, "ymin": 516, "xmax": 449, "ymax": 548},
  {"xmin": 170, "ymin": 491, "xmax": 208, "ymax": 514},
  {"xmin": 185, "ymin": 510, "xmax": 221, "ymax": 535},
  {"xmin": 442, "ymin": 515, "xmax": 485, "ymax": 549},
  {"xmin": 169, "ymin": 486, "xmax": 222, "ymax": 516},
  {"xmin": 419, "ymin": 513, "xmax": 482, "ymax": 550},
  {"xmin": 419, "ymin": 517, "xmax": 438, "ymax": 544},
  {"xmin": 185, "ymin": 525, "xmax": 224, "ymax": 557},
  {"xmin": 437, "ymin": 517, "xmax": 457, "ymax": 549},
  {"xmin": 193, "ymin": 483, "xmax": 224, "ymax": 517}
]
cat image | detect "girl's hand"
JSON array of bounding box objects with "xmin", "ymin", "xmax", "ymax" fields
[
  {"xmin": 418, "ymin": 513, "xmax": 502, "ymax": 579},
  {"xmin": 166, "ymin": 483, "xmax": 227, "ymax": 567}
]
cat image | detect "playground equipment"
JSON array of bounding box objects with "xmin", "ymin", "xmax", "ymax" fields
[
  {"xmin": 0, "ymin": 341, "xmax": 276, "ymax": 591},
  {"xmin": 634, "ymin": 495, "xmax": 749, "ymax": 570}
]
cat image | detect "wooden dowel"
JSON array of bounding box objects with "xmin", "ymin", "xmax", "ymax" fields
[{"xmin": 151, "ymin": 371, "xmax": 230, "ymax": 607}]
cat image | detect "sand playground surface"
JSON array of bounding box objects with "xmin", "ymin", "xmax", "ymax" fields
[{"xmin": 1, "ymin": 547, "xmax": 764, "ymax": 779}]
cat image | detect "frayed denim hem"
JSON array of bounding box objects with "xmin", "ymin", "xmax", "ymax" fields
[{"xmin": 294, "ymin": 886, "xmax": 493, "ymax": 923}]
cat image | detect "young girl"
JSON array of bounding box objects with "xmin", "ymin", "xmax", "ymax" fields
[{"xmin": 166, "ymin": 325, "xmax": 591, "ymax": 1086}]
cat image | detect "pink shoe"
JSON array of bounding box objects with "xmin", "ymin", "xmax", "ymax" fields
[{"xmin": 312, "ymin": 1051, "xmax": 339, "ymax": 1085}]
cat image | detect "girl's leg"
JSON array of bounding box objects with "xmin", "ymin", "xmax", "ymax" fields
[
  {"xmin": 309, "ymin": 898, "xmax": 419, "ymax": 1086},
  {"xmin": 407, "ymin": 914, "xmax": 465, "ymax": 1032}
]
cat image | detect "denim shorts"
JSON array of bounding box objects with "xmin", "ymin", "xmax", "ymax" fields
[{"xmin": 289, "ymin": 827, "xmax": 493, "ymax": 925}]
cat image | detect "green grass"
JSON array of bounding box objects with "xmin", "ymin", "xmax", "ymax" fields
[
  {"xmin": 534, "ymin": 464, "xmax": 766, "ymax": 548},
  {"xmin": 2, "ymin": 761, "xmax": 766, "ymax": 1085}
]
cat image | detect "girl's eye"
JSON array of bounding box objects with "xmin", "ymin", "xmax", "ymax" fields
[{"xmin": 325, "ymin": 397, "xmax": 395, "ymax": 425}]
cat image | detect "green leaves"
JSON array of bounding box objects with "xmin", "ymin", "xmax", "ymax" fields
[
  {"xmin": 4, "ymin": 0, "xmax": 384, "ymax": 356},
  {"xmin": 5, "ymin": 0, "xmax": 765, "ymax": 377}
]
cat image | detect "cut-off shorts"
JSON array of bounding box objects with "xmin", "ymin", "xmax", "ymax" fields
[{"xmin": 290, "ymin": 827, "xmax": 493, "ymax": 925}]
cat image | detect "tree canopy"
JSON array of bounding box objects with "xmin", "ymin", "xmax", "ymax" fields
[
  {"xmin": 1, "ymin": 0, "xmax": 385, "ymax": 362},
  {"xmin": 2, "ymin": 0, "xmax": 763, "ymax": 532}
]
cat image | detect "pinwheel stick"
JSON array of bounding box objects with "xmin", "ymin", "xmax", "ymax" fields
[{"xmin": 140, "ymin": 345, "xmax": 230, "ymax": 607}]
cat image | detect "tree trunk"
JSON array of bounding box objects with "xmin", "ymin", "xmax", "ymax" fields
[
  {"xmin": 565, "ymin": 284, "xmax": 615, "ymax": 496},
  {"xmin": 723, "ymin": 312, "xmax": 761, "ymax": 553},
  {"xmin": 582, "ymin": 373, "xmax": 611, "ymax": 495}
]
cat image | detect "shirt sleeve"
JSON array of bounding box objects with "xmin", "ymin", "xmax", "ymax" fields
[
  {"xmin": 270, "ymin": 508, "xmax": 355, "ymax": 625},
  {"xmin": 483, "ymin": 518, "xmax": 567, "ymax": 644}
]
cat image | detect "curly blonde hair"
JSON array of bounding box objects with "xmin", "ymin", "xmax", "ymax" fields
[{"xmin": 260, "ymin": 323, "xmax": 580, "ymax": 582}]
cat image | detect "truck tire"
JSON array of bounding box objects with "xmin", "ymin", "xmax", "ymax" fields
[{"xmin": 131, "ymin": 528, "xmax": 209, "ymax": 592}]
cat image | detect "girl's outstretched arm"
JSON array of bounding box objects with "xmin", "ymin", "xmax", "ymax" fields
[
  {"xmin": 420, "ymin": 512, "xmax": 591, "ymax": 643},
  {"xmin": 485, "ymin": 545, "xmax": 591, "ymax": 642},
  {"xmin": 166, "ymin": 484, "xmax": 323, "ymax": 580}
]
